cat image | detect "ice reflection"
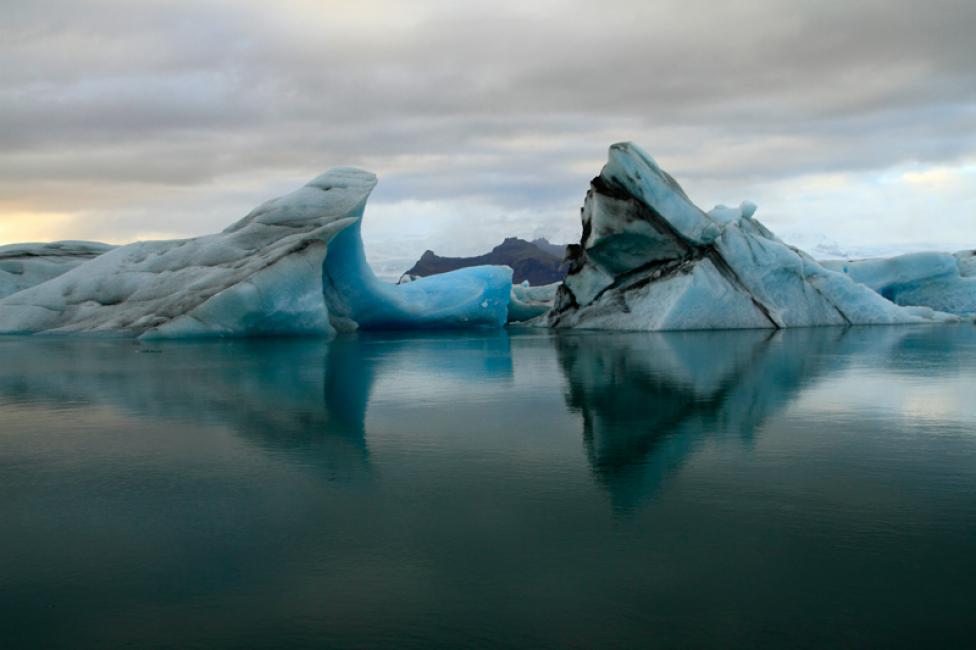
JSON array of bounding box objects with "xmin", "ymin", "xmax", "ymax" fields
[
  {"xmin": 553, "ymin": 326, "xmax": 942, "ymax": 511},
  {"xmin": 0, "ymin": 325, "xmax": 970, "ymax": 514}
]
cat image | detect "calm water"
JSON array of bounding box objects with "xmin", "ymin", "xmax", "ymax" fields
[{"xmin": 1, "ymin": 325, "xmax": 975, "ymax": 649}]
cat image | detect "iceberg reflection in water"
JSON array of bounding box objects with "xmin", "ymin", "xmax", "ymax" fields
[
  {"xmin": 554, "ymin": 327, "xmax": 928, "ymax": 511},
  {"xmin": 1, "ymin": 326, "xmax": 975, "ymax": 648}
]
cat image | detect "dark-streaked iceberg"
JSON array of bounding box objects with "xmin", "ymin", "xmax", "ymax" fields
[
  {"xmin": 821, "ymin": 251, "xmax": 976, "ymax": 317},
  {"xmin": 0, "ymin": 168, "xmax": 510, "ymax": 338},
  {"xmin": 545, "ymin": 143, "xmax": 959, "ymax": 330}
]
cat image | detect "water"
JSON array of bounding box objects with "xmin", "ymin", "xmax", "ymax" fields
[{"xmin": 1, "ymin": 325, "xmax": 975, "ymax": 649}]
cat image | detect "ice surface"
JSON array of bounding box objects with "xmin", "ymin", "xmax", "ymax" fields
[
  {"xmin": 0, "ymin": 168, "xmax": 511, "ymax": 337},
  {"xmin": 0, "ymin": 241, "xmax": 113, "ymax": 299},
  {"xmin": 508, "ymin": 281, "xmax": 559, "ymax": 322},
  {"xmin": 323, "ymin": 219, "xmax": 510, "ymax": 330},
  {"xmin": 0, "ymin": 167, "xmax": 369, "ymax": 337},
  {"xmin": 547, "ymin": 142, "xmax": 958, "ymax": 330},
  {"xmin": 956, "ymin": 250, "xmax": 976, "ymax": 278},
  {"xmin": 821, "ymin": 251, "xmax": 976, "ymax": 316}
]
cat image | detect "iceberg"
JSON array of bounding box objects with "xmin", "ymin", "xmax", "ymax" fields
[
  {"xmin": 508, "ymin": 281, "xmax": 559, "ymax": 322},
  {"xmin": 546, "ymin": 143, "xmax": 958, "ymax": 330},
  {"xmin": 821, "ymin": 251, "xmax": 976, "ymax": 316},
  {"xmin": 0, "ymin": 241, "xmax": 113, "ymax": 299},
  {"xmin": 322, "ymin": 217, "xmax": 510, "ymax": 331},
  {"xmin": 0, "ymin": 143, "xmax": 969, "ymax": 338},
  {"xmin": 0, "ymin": 168, "xmax": 510, "ymax": 337}
]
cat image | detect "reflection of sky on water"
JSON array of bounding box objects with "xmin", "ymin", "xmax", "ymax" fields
[
  {"xmin": 1, "ymin": 325, "xmax": 975, "ymax": 648},
  {"xmin": 790, "ymin": 326, "xmax": 976, "ymax": 427}
]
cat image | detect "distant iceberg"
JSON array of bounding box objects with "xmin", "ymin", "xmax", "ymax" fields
[
  {"xmin": 821, "ymin": 251, "xmax": 976, "ymax": 317},
  {"xmin": 508, "ymin": 281, "xmax": 560, "ymax": 322},
  {"xmin": 546, "ymin": 143, "xmax": 959, "ymax": 330}
]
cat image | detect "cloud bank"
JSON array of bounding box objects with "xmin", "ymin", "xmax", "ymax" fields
[{"xmin": 2, "ymin": 0, "xmax": 975, "ymax": 274}]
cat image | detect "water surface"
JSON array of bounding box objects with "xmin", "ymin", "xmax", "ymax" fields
[{"xmin": 1, "ymin": 325, "xmax": 975, "ymax": 648}]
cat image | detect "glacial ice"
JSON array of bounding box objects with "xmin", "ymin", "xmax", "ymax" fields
[
  {"xmin": 821, "ymin": 251, "xmax": 976, "ymax": 316},
  {"xmin": 0, "ymin": 143, "xmax": 970, "ymax": 337},
  {"xmin": 0, "ymin": 168, "xmax": 510, "ymax": 337},
  {"xmin": 0, "ymin": 241, "xmax": 113, "ymax": 299},
  {"xmin": 547, "ymin": 143, "xmax": 959, "ymax": 330},
  {"xmin": 323, "ymin": 218, "xmax": 510, "ymax": 330},
  {"xmin": 508, "ymin": 281, "xmax": 559, "ymax": 322}
]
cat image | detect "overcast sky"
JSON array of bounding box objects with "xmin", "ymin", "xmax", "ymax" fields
[{"xmin": 2, "ymin": 0, "xmax": 975, "ymax": 275}]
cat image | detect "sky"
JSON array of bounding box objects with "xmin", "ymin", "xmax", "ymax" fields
[{"xmin": 2, "ymin": 0, "xmax": 975, "ymax": 276}]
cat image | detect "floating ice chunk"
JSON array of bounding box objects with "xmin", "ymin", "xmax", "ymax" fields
[
  {"xmin": 0, "ymin": 167, "xmax": 513, "ymax": 337},
  {"xmin": 0, "ymin": 167, "xmax": 368, "ymax": 337},
  {"xmin": 323, "ymin": 219, "xmax": 511, "ymax": 330},
  {"xmin": 548, "ymin": 142, "xmax": 957, "ymax": 330},
  {"xmin": 821, "ymin": 250, "xmax": 976, "ymax": 316},
  {"xmin": 508, "ymin": 281, "xmax": 559, "ymax": 322}
]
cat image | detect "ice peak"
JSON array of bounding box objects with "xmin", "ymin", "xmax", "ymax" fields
[
  {"xmin": 223, "ymin": 167, "xmax": 377, "ymax": 235},
  {"xmin": 306, "ymin": 167, "xmax": 377, "ymax": 192}
]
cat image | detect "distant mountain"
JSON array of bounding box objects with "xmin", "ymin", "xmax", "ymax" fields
[
  {"xmin": 530, "ymin": 238, "xmax": 567, "ymax": 259},
  {"xmin": 401, "ymin": 237, "xmax": 567, "ymax": 286}
]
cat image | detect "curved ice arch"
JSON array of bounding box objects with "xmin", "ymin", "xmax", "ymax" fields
[
  {"xmin": 323, "ymin": 217, "xmax": 511, "ymax": 330},
  {"xmin": 0, "ymin": 168, "xmax": 512, "ymax": 338}
]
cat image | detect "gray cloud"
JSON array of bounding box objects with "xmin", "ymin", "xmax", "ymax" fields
[{"xmin": 1, "ymin": 0, "xmax": 975, "ymax": 265}]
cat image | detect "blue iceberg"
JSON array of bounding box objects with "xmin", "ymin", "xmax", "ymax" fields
[
  {"xmin": 0, "ymin": 168, "xmax": 511, "ymax": 337},
  {"xmin": 323, "ymin": 218, "xmax": 510, "ymax": 330}
]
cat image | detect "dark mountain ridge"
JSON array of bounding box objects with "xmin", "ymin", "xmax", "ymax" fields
[{"xmin": 402, "ymin": 237, "xmax": 567, "ymax": 285}]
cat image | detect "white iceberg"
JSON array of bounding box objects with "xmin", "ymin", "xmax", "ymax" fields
[
  {"xmin": 0, "ymin": 168, "xmax": 510, "ymax": 338},
  {"xmin": 0, "ymin": 241, "xmax": 113, "ymax": 299},
  {"xmin": 546, "ymin": 143, "xmax": 959, "ymax": 330},
  {"xmin": 821, "ymin": 251, "xmax": 976, "ymax": 316},
  {"xmin": 508, "ymin": 281, "xmax": 560, "ymax": 322}
]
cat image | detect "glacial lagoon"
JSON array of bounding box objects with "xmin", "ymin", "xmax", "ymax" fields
[{"xmin": 2, "ymin": 325, "xmax": 975, "ymax": 648}]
